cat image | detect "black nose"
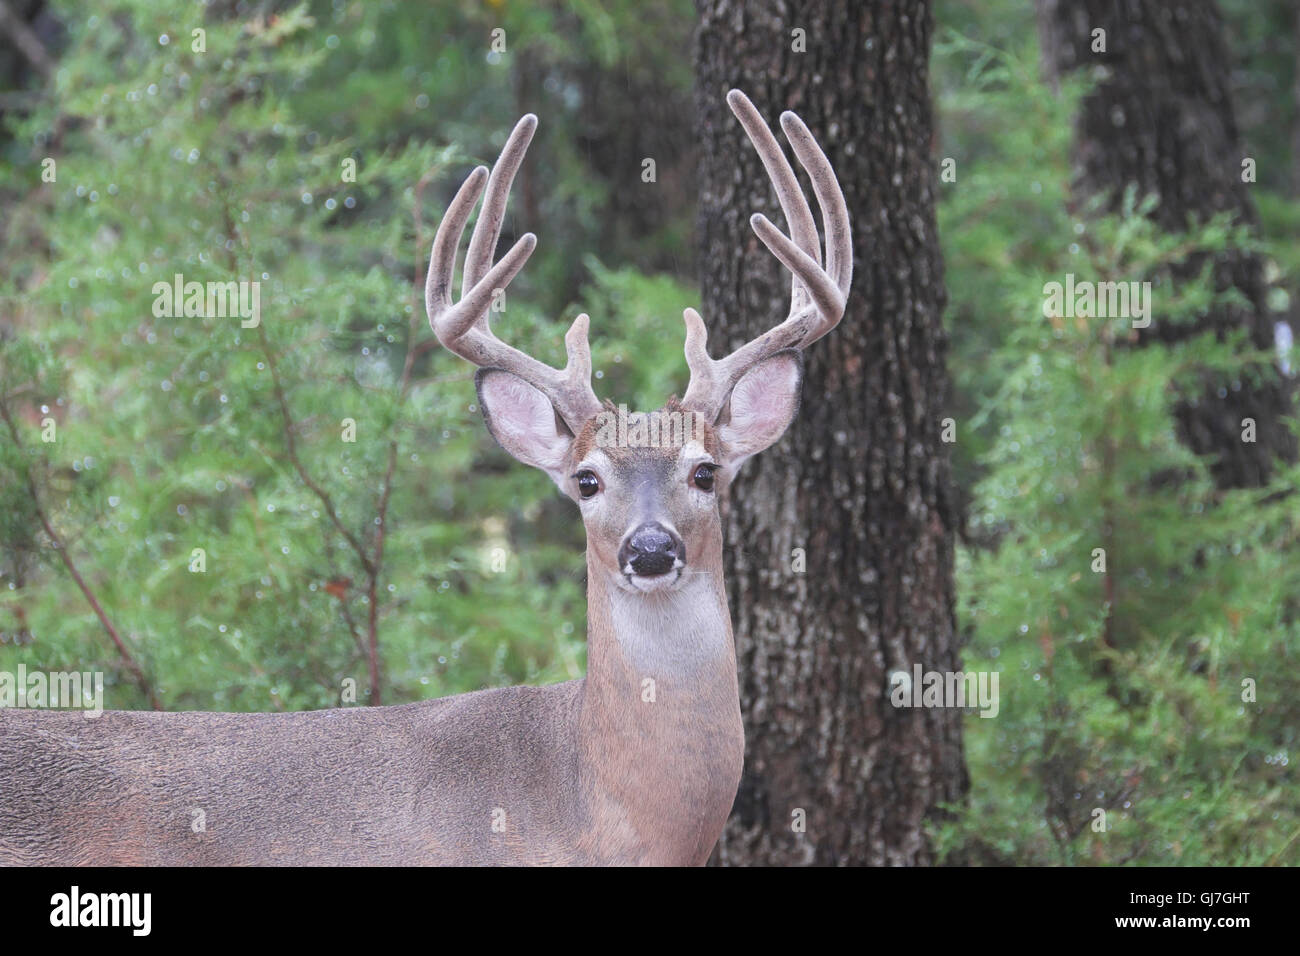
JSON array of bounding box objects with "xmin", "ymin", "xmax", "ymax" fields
[{"xmin": 618, "ymin": 522, "xmax": 685, "ymax": 577}]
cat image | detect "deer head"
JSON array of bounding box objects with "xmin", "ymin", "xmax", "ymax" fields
[{"xmin": 426, "ymin": 90, "xmax": 851, "ymax": 597}]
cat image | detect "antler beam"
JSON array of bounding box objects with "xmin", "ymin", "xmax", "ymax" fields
[
  {"xmin": 426, "ymin": 115, "xmax": 602, "ymax": 434},
  {"xmin": 681, "ymin": 90, "xmax": 853, "ymax": 422}
]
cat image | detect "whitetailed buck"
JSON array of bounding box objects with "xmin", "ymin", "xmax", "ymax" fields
[{"xmin": 0, "ymin": 90, "xmax": 851, "ymax": 866}]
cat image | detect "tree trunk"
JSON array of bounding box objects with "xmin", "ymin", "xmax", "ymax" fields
[
  {"xmin": 1292, "ymin": 3, "xmax": 1300, "ymax": 199},
  {"xmin": 1037, "ymin": 0, "xmax": 1297, "ymax": 488},
  {"xmin": 694, "ymin": 0, "xmax": 966, "ymax": 865}
]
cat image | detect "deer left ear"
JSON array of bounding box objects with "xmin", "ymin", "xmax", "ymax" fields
[
  {"xmin": 717, "ymin": 350, "xmax": 803, "ymax": 470},
  {"xmin": 475, "ymin": 368, "xmax": 574, "ymax": 487}
]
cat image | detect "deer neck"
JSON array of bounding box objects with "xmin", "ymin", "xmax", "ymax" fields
[{"xmin": 575, "ymin": 541, "xmax": 744, "ymax": 864}]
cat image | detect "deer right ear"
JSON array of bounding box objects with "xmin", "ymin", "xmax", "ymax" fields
[
  {"xmin": 475, "ymin": 369, "xmax": 574, "ymax": 486},
  {"xmin": 716, "ymin": 350, "xmax": 804, "ymax": 470}
]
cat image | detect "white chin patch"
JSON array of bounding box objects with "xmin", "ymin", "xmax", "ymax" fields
[{"xmin": 626, "ymin": 570, "xmax": 682, "ymax": 593}]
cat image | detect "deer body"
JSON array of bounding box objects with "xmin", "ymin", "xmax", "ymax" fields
[
  {"xmin": 0, "ymin": 547, "xmax": 741, "ymax": 866},
  {"xmin": 3, "ymin": 684, "xmax": 588, "ymax": 866},
  {"xmin": 0, "ymin": 90, "xmax": 849, "ymax": 866}
]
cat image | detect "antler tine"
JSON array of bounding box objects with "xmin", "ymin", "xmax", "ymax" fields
[
  {"xmin": 725, "ymin": 89, "xmax": 822, "ymax": 313},
  {"xmin": 779, "ymin": 110, "xmax": 853, "ymax": 332},
  {"xmin": 462, "ymin": 114, "xmax": 536, "ymax": 295},
  {"xmin": 426, "ymin": 115, "xmax": 602, "ymax": 434},
  {"xmin": 681, "ymin": 91, "xmax": 853, "ymax": 422}
]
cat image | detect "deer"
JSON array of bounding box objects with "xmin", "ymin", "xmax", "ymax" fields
[{"xmin": 0, "ymin": 90, "xmax": 851, "ymax": 866}]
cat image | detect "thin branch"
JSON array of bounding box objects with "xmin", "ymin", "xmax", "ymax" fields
[
  {"xmin": 0, "ymin": 91, "xmax": 41, "ymax": 111},
  {"xmin": 322, "ymin": 537, "xmax": 368, "ymax": 675},
  {"xmin": 219, "ymin": 181, "xmax": 385, "ymax": 702},
  {"xmin": 221, "ymin": 163, "xmax": 448, "ymax": 708},
  {"xmin": 255, "ymin": 323, "xmax": 376, "ymax": 578},
  {"xmin": 0, "ymin": 398, "xmax": 162, "ymax": 709},
  {"xmin": 0, "ymin": 0, "xmax": 55, "ymax": 77},
  {"xmin": 366, "ymin": 452, "xmax": 392, "ymax": 706},
  {"xmin": 405, "ymin": 167, "xmax": 440, "ymax": 400},
  {"xmin": 356, "ymin": 167, "xmax": 442, "ymax": 705}
]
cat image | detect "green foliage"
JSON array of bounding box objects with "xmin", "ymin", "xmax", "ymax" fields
[
  {"xmin": 0, "ymin": 0, "xmax": 694, "ymax": 711},
  {"xmin": 932, "ymin": 24, "xmax": 1084, "ymax": 496},
  {"xmin": 1217, "ymin": 0, "xmax": 1299, "ymax": 197},
  {"xmin": 933, "ymin": 35, "xmax": 1300, "ymax": 865},
  {"xmin": 4, "ymin": 0, "xmax": 1297, "ymax": 868}
]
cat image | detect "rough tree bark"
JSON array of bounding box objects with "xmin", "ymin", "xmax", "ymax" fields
[
  {"xmin": 694, "ymin": 0, "xmax": 966, "ymax": 865},
  {"xmin": 1292, "ymin": 3, "xmax": 1300, "ymax": 199},
  {"xmin": 1037, "ymin": 0, "xmax": 1297, "ymax": 488}
]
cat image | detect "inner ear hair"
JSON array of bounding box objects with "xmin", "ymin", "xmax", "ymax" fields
[
  {"xmin": 712, "ymin": 394, "xmax": 734, "ymax": 430},
  {"xmin": 720, "ymin": 349, "xmax": 805, "ymax": 429},
  {"xmin": 553, "ymin": 405, "xmax": 576, "ymax": 438},
  {"xmin": 716, "ymin": 349, "xmax": 805, "ymax": 466}
]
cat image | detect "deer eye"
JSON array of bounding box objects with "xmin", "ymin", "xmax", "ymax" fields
[
  {"xmin": 575, "ymin": 470, "xmax": 601, "ymax": 499},
  {"xmin": 691, "ymin": 463, "xmax": 717, "ymax": 492}
]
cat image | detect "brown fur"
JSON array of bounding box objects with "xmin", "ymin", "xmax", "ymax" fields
[
  {"xmin": 0, "ymin": 453, "xmax": 743, "ymax": 867},
  {"xmin": 2, "ymin": 87, "xmax": 850, "ymax": 867}
]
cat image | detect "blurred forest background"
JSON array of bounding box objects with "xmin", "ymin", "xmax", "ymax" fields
[{"xmin": 1, "ymin": 0, "xmax": 1298, "ymax": 866}]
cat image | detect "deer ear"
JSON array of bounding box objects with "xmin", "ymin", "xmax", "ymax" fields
[
  {"xmin": 717, "ymin": 350, "xmax": 803, "ymax": 470},
  {"xmin": 475, "ymin": 369, "xmax": 573, "ymax": 486}
]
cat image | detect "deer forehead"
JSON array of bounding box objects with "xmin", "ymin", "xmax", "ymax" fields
[
  {"xmin": 577, "ymin": 442, "xmax": 709, "ymax": 484},
  {"xmin": 572, "ymin": 408, "xmax": 722, "ymax": 467}
]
